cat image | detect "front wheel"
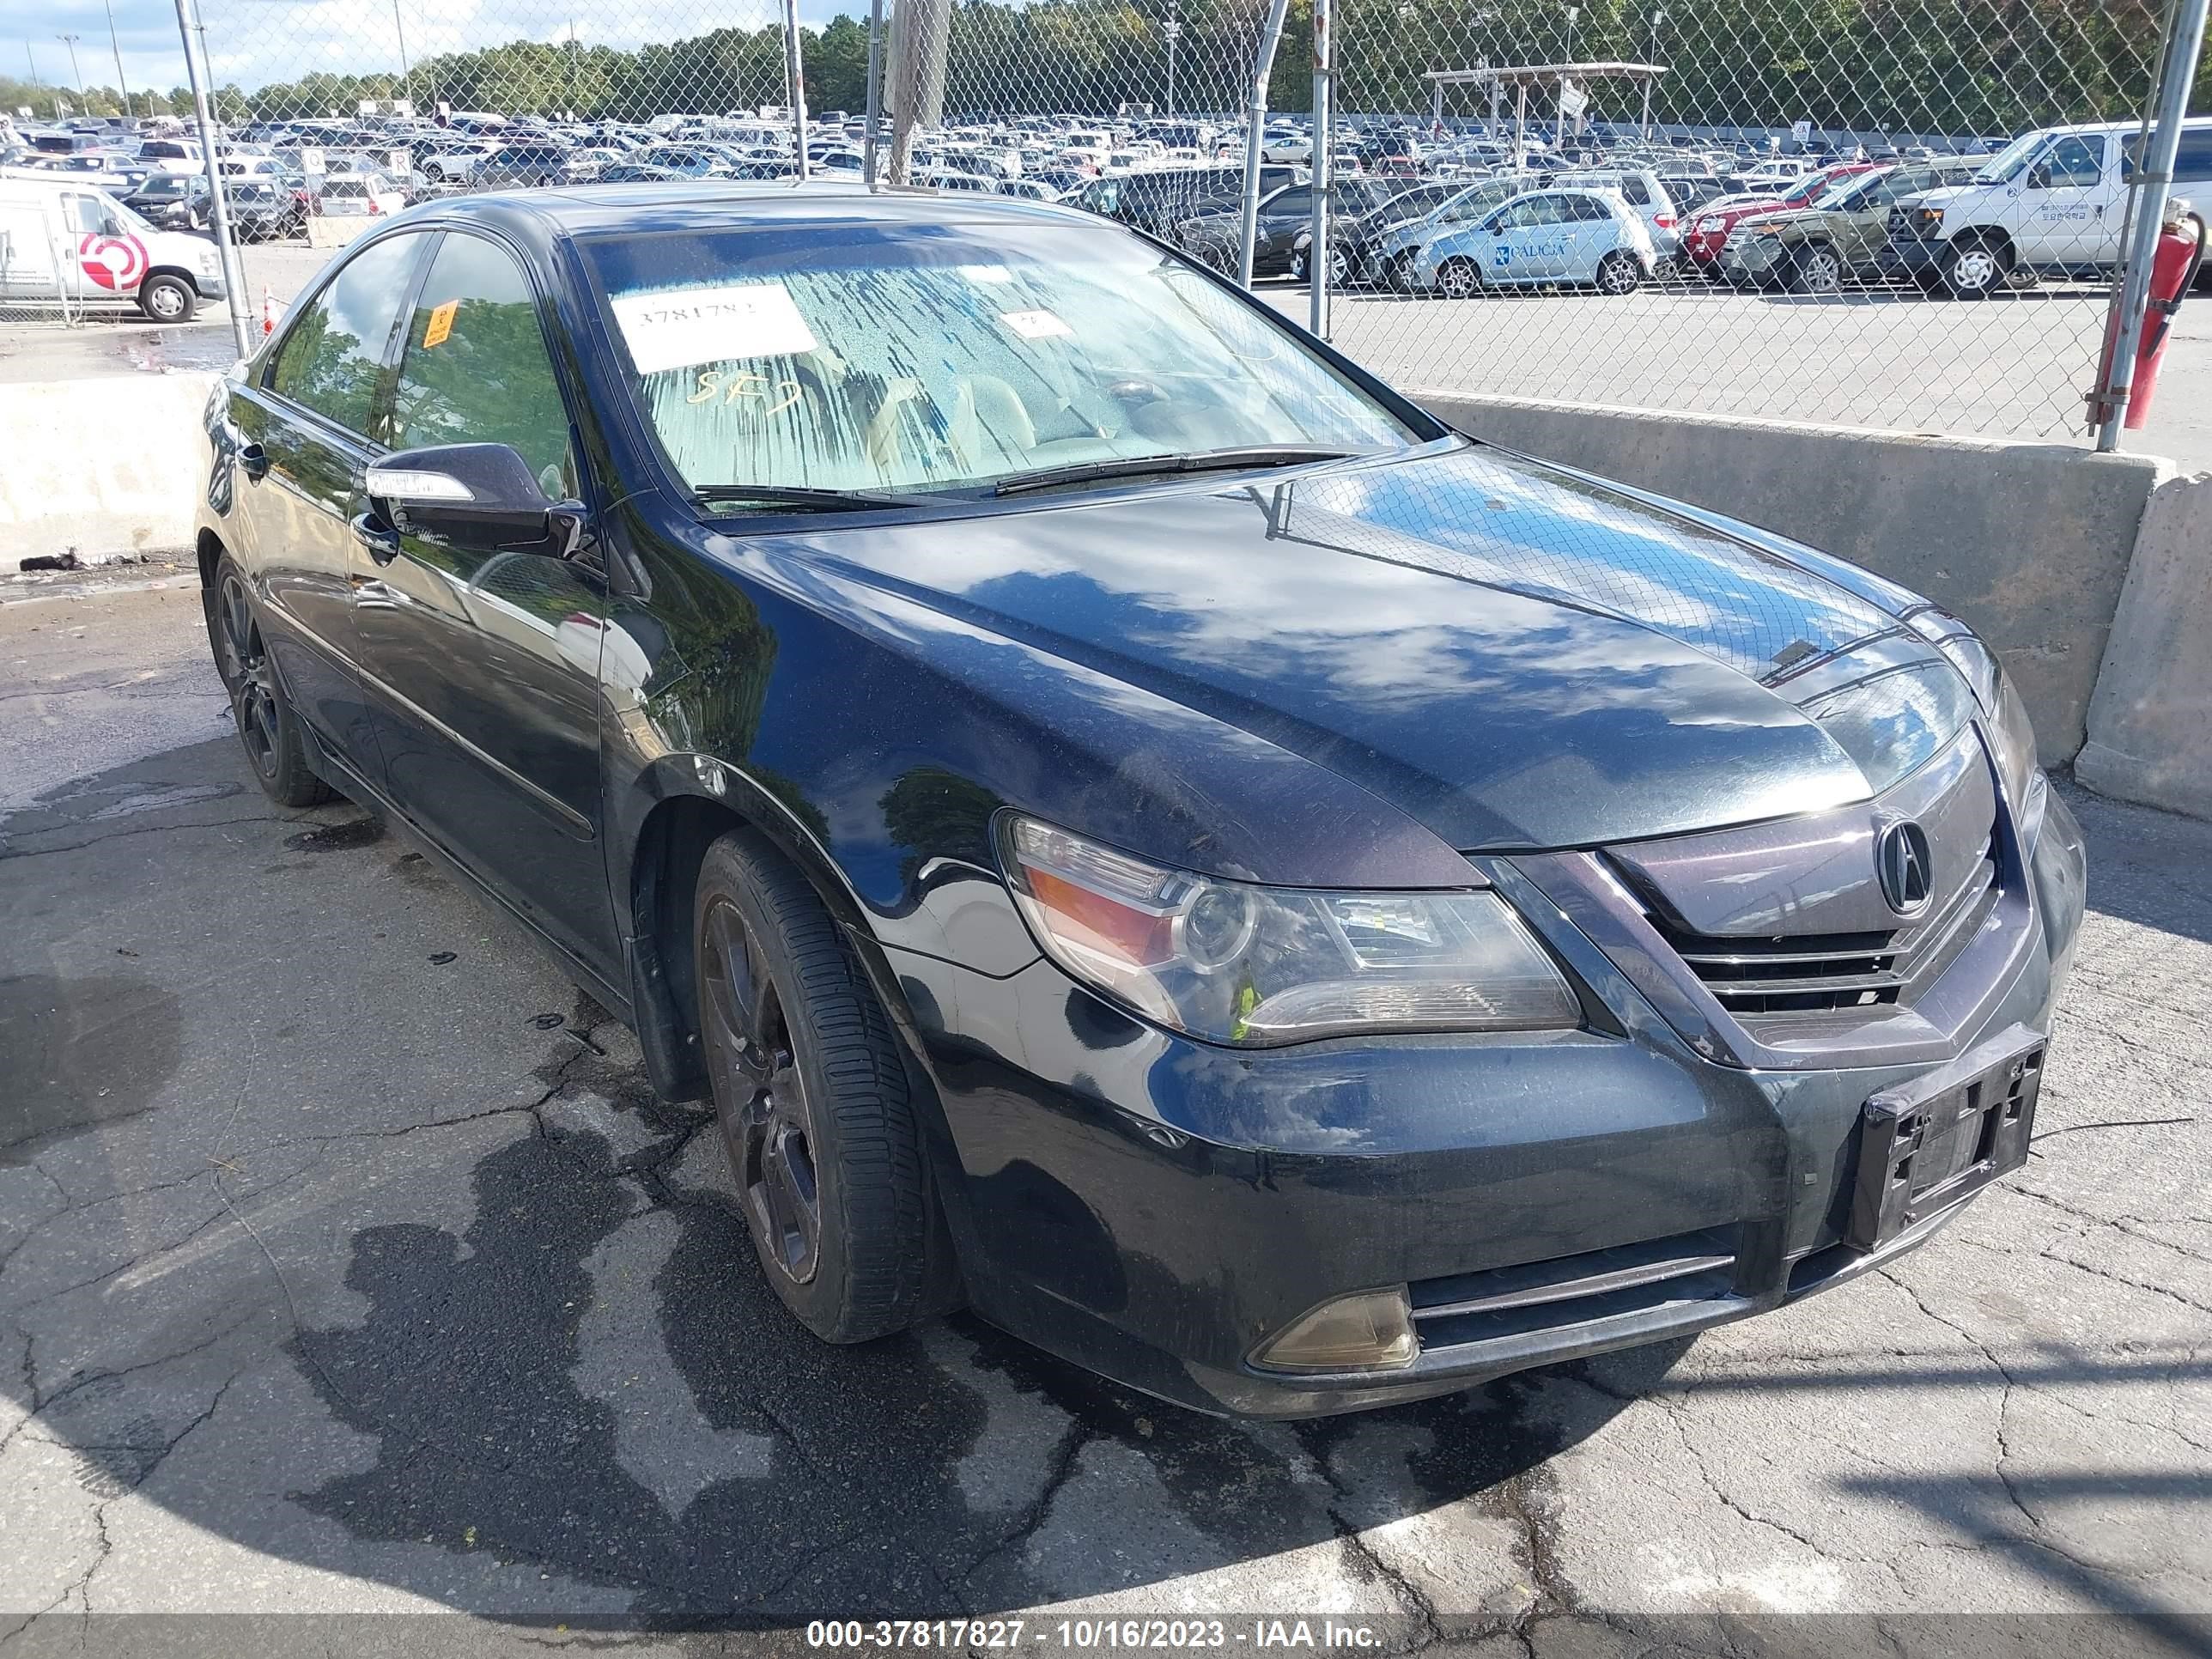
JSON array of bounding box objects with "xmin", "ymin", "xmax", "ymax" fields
[
  {"xmin": 694, "ymin": 830, "xmax": 947, "ymax": 1344},
  {"xmin": 1436, "ymin": 256, "xmax": 1483, "ymax": 299},
  {"xmin": 138, "ymin": 273, "xmax": 196, "ymax": 323},
  {"xmin": 1789, "ymin": 242, "xmax": 1846, "ymax": 294},
  {"xmin": 204, "ymin": 561, "xmax": 331, "ymax": 807},
  {"xmin": 1595, "ymin": 250, "xmax": 1643, "ymax": 295},
  {"xmin": 1941, "ymin": 237, "xmax": 2009, "ymax": 299}
]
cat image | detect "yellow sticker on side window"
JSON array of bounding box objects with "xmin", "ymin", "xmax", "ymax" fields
[{"xmin": 422, "ymin": 299, "xmax": 459, "ymax": 349}]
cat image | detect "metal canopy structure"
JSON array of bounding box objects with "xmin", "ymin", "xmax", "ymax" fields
[
  {"xmin": 1422, "ymin": 59, "xmax": 1666, "ymax": 89},
  {"xmin": 1421, "ymin": 60, "xmax": 1669, "ymax": 156}
]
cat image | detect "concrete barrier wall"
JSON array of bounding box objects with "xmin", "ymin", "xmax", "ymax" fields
[
  {"xmin": 2076, "ymin": 471, "xmax": 2212, "ymax": 819},
  {"xmin": 0, "ymin": 374, "xmax": 223, "ymax": 565},
  {"xmin": 1419, "ymin": 392, "xmax": 2164, "ymax": 767}
]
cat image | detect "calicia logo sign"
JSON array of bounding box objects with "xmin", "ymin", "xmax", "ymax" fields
[{"xmin": 77, "ymin": 232, "xmax": 149, "ymax": 293}]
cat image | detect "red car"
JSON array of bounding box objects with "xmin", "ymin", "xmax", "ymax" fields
[{"xmin": 1681, "ymin": 163, "xmax": 1883, "ymax": 272}]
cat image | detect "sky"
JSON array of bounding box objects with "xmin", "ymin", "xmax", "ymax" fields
[{"xmin": 15, "ymin": 0, "xmax": 860, "ymax": 100}]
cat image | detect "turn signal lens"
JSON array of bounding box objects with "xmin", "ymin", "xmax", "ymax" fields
[
  {"xmin": 999, "ymin": 816, "xmax": 1581, "ymax": 1047},
  {"xmin": 1252, "ymin": 1288, "xmax": 1419, "ymax": 1373}
]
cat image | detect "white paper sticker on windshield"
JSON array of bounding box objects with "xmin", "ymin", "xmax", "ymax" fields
[
  {"xmin": 998, "ymin": 307, "xmax": 1072, "ymax": 339},
  {"xmin": 611, "ymin": 282, "xmax": 820, "ymax": 374},
  {"xmin": 959, "ymin": 263, "xmax": 1016, "ymax": 285}
]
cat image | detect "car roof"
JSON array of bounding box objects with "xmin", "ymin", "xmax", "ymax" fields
[{"xmin": 380, "ymin": 181, "xmax": 1100, "ymax": 242}]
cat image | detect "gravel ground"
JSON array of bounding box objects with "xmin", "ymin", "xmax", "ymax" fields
[{"xmin": 0, "ymin": 583, "xmax": 2205, "ymax": 1656}]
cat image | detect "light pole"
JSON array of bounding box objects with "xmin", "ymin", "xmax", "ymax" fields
[
  {"xmin": 1640, "ymin": 8, "xmax": 1665, "ymax": 142},
  {"xmin": 1557, "ymin": 5, "xmax": 1577, "ymax": 151},
  {"xmin": 391, "ymin": 0, "xmax": 411, "ymax": 112},
  {"xmin": 102, "ymin": 0, "xmax": 134, "ymax": 119},
  {"xmin": 1163, "ymin": 13, "xmax": 1182, "ymax": 119},
  {"xmin": 58, "ymin": 33, "xmax": 88, "ymax": 107}
]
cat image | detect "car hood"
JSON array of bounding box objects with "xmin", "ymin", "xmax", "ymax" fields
[
  {"xmin": 1905, "ymin": 183, "xmax": 1979, "ymax": 211},
  {"xmin": 793, "ymin": 442, "xmax": 1976, "ymax": 854}
]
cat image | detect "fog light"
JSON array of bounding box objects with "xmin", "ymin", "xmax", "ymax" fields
[{"xmin": 1250, "ymin": 1287, "xmax": 1417, "ymax": 1373}]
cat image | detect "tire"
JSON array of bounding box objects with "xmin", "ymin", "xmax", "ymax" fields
[
  {"xmin": 1437, "ymin": 256, "xmax": 1482, "ymax": 298},
  {"xmin": 694, "ymin": 830, "xmax": 939, "ymax": 1344},
  {"xmin": 204, "ymin": 559, "xmax": 332, "ymax": 808},
  {"xmin": 1595, "ymin": 250, "xmax": 1642, "ymax": 295},
  {"xmin": 1789, "ymin": 242, "xmax": 1845, "ymax": 295},
  {"xmin": 1940, "ymin": 235, "xmax": 2009, "ymax": 299},
  {"xmin": 1385, "ymin": 249, "xmax": 1416, "ymax": 292},
  {"xmin": 139, "ymin": 273, "xmax": 196, "ymax": 323}
]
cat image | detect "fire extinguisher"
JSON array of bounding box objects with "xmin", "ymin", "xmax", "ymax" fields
[
  {"xmin": 2089, "ymin": 198, "xmax": 2209, "ymax": 430},
  {"xmin": 2124, "ymin": 201, "xmax": 2208, "ymax": 428}
]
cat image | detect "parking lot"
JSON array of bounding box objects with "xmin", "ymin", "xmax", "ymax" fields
[
  {"xmin": 6, "ymin": 236, "xmax": 2208, "ymax": 476},
  {"xmin": 2, "ymin": 566, "xmax": 2206, "ymax": 1647}
]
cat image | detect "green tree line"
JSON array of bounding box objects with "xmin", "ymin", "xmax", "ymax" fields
[{"xmin": 3, "ymin": 0, "xmax": 2199, "ymax": 139}]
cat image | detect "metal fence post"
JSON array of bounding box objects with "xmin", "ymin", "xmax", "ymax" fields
[
  {"xmin": 1309, "ymin": 0, "xmax": 1332, "ymax": 337},
  {"xmin": 2094, "ymin": 0, "xmax": 2209, "ymax": 450},
  {"xmin": 1237, "ymin": 0, "xmax": 1292, "ymax": 289},
  {"xmin": 862, "ymin": 0, "xmax": 884, "ymax": 188},
  {"xmin": 783, "ymin": 0, "xmax": 810, "ymax": 179},
  {"xmin": 173, "ymin": 0, "xmax": 251, "ymax": 359}
]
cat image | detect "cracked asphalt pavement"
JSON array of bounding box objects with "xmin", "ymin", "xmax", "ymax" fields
[{"xmin": 2, "ymin": 580, "xmax": 2208, "ymax": 1656}]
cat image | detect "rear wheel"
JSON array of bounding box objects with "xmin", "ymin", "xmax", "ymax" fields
[
  {"xmin": 1595, "ymin": 250, "xmax": 1643, "ymax": 295},
  {"xmin": 1437, "ymin": 256, "xmax": 1483, "ymax": 298},
  {"xmin": 694, "ymin": 830, "xmax": 942, "ymax": 1343},
  {"xmin": 204, "ymin": 561, "xmax": 331, "ymax": 808}
]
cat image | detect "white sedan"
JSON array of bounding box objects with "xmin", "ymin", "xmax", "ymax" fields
[{"xmin": 1411, "ymin": 187, "xmax": 1657, "ymax": 296}]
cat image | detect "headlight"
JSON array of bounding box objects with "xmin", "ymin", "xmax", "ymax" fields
[
  {"xmin": 1986, "ymin": 671, "xmax": 2041, "ymax": 813},
  {"xmin": 999, "ymin": 816, "xmax": 1580, "ymax": 1046},
  {"xmin": 1905, "ymin": 607, "xmax": 2000, "ymax": 710},
  {"xmin": 1911, "ymin": 205, "xmax": 1945, "ymax": 233}
]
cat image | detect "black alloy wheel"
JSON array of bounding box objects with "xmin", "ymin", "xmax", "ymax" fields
[
  {"xmin": 205, "ymin": 562, "xmax": 331, "ymax": 806},
  {"xmin": 702, "ymin": 895, "xmax": 823, "ymax": 1285},
  {"xmin": 692, "ymin": 830, "xmax": 950, "ymax": 1342}
]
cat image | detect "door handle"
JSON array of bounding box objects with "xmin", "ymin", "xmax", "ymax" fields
[
  {"xmin": 238, "ymin": 441, "xmax": 269, "ymax": 482},
  {"xmin": 351, "ymin": 511, "xmax": 401, "ymax": 566}
]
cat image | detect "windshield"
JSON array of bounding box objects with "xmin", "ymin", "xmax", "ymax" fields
[
  {"xmin": 1974, "ymin": 131, "xmax": 2045, "ymax": 185},
  {"xmin": 585, "ymin": 219, "xmax": 1413, "ymax": 500}
]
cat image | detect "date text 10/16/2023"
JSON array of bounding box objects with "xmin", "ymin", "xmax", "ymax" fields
[{"xmin": 805, "ymin": 1622, "xmax": 1395, "ymax": 1650}]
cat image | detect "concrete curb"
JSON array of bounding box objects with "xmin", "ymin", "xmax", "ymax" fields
[
  {"xmin": 0, "ymin": 373, "xmax": 223, "ymax": 566},
  {"xmin": 2075, "ymin": 470, "xmax": 2212, "ymax": 820}
]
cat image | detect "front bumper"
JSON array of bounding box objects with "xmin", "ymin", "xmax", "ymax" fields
[
  {"xmin": 887, "ymin": 783, "xmax": 2085, "ymax": 1419},
  {"xmin": 1719, "ymin": 236, "xmax": 1790, "ymax": 283},
  {"xmin": 1886, "ymin": 229, "xmax": 1945, "ymax": 273}
]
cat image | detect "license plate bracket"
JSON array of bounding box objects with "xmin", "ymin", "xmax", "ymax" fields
[{"xmin": 1847, "ymin": 1027, "xmax": 2045, "ymax": 1249}]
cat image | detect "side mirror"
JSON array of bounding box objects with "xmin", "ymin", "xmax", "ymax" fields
[
  {"xmin": 366, "ymin": 443, "xmax": 589, "ymax": 557},
  {"xmin": 2025, "ymin": 163, "xmax": 2051, "ymax": 190}
]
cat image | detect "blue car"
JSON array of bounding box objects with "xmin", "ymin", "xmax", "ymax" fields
[
  {"xmin": 193, "ymin": 185, "xmax": 2082, "ymax": 1417},
  {"xmin": 1415, "ymin": 185, "xmax": 1659, "ymax": 295}
]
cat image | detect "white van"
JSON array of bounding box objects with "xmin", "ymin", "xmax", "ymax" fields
[
  {"xmin": 0, "ymin": 170, "xmax": 227, "ymax": 321},
  {"xmin": 1887, "ymin": 117, "xmax": 2212, "ymax": 296}
]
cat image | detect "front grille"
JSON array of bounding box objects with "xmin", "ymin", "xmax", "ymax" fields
[
  {"xmin": 1411, "ymin": 1227, "xmax": 1738, "ymax": 1349},
  {"xmin": 1647, "ymin": 837, "xmax": 1999, "ymax": 1017}
]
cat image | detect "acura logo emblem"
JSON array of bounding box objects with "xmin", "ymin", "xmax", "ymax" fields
[{"xmin": 1875, "ymin": 820, "xmax": 1935, "ymax": 916}]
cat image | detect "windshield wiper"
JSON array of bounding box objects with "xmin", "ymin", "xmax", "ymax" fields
[
  {"xmin": 690, "ymin": 483, "xmax": 942, "ymax": 513},
  {"xmin": 989, "ymin": 446, "xmax": 1364, "ymax": 499}
]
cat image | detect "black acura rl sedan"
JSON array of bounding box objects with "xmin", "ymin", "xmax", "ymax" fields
[{"xmin": 194, "ymin": 185, "xmax": 2084, "ymax": 1418}]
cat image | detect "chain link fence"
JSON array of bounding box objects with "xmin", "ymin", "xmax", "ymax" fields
[{"xmin": 5, "ymin": 0, "xmax": 2198, "ymax": 440}]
